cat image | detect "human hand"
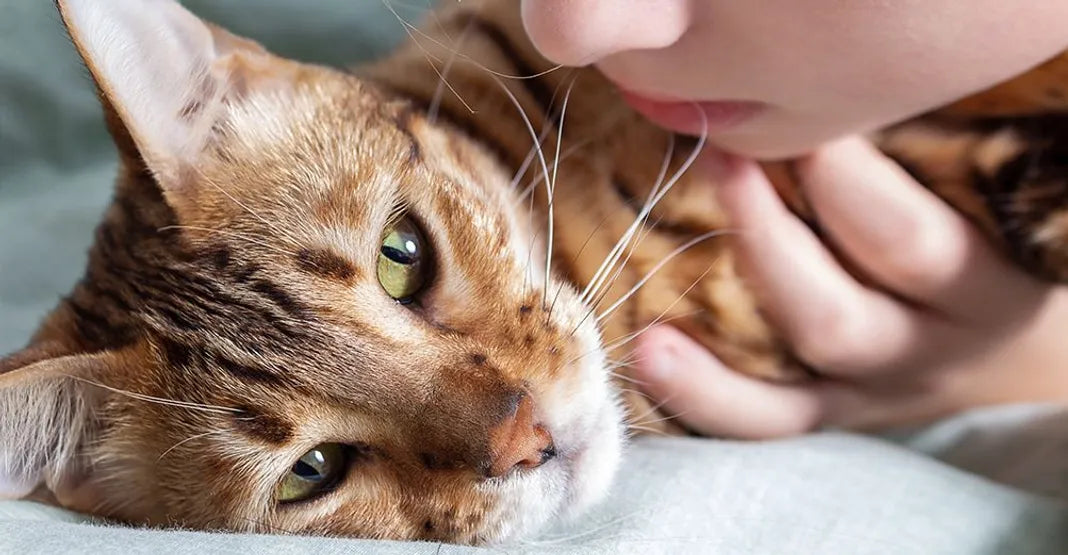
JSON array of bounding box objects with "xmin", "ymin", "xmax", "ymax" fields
[{"xmin": 632, "ymin": 137, "xmax": 1068, "ymax": 438}]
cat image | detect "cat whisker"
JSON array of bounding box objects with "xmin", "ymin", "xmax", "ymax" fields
[
  {"xmin": 582, "ymin": 103, "xmax": 710, "ymax": 309},
  {"xmin": 568, "ymin": 213, "xmax": 665, "ymax": 339},
  {"xmin": 490, "ymin": 75, "xmax": 555, "ymax": 305},
  {"xmin": 156, "ymin": 225, "xmax": 299, "ymax": 257},
  {"xmin": 602, "ymin": 308, "xmax": 705, "ymax": 356},
  {"xmin": 522, "ymin": 228, "xmax": 542, "ymax": 295},
  {"xmin": 519, "ymin": 509, "xmax": 649, "ymax": 546},
  {"xmin": 626, "ymin": 423, "xmax": 670, "ymax": 436},
  {"xmin": 546, "ymin": 211, "xmax": 616, "ymax": 317},
  {"xmin": 542, "ymin": 79, "xmax": 576, "ymax": 311},
  {"xmin": 428, "ymin": 8, "xmax": 476, "ymax": 124},
  {"xmin": 600, "ymin": 261, "xmax": 718, "ymax": 355},
  {"xmin": 579, "ymin": 134, "xmax": 677, "ymax": 305},
  {"xmin": 382, "ymin": 3, "xmax": 565, "ymax": 81},
  {"xmin": 545, "ymin": 78, "xmax": 580, "ymax": 316},
  {"xmin": 608, "ymin": 370, "xmax": 646, "ymax": 386},
  {"xmin": 511, "ymin": 68, "xmax": 580, "ymax": 198},
  {"xmin": 510, "ymin": 126, "xmax": 553, "ymax": 195},
  {"xmin": 383, "ymin": 0, "xmax": 477, "ymax": 114},
  {"xmin": 627, "ymin": 390, "xmax": 677, "ymax": 426},
  {"xmin": 597, "ymin": 230, "xmax": 727, "ymax": 324},
  {"xmin": 65, "ymin": 375, "xmax": 241, "ymax": 415},
  {"xmin": 194, "ymin": 176, "xmax": 303, "ymax": 248},
  {"xmin": 157, "ymin": 429, "xmax": 228, "ymax": 462},
  {"xmin": 631, "ymin": 408, "xmax": 690, "ymax": 430}
]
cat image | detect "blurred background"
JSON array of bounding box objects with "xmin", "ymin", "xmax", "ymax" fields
[{"xmin": 0, "ymin": 0, "xmax": 429, "ymax": 352}]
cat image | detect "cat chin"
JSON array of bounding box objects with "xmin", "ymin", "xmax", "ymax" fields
[{"xmin": 560, "ymin": 397, "xmax": 625, "ymax": 519}]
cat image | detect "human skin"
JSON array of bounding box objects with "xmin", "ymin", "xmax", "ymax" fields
[
  {"xmin": 520, "ymin": 0, "xmax": 1068, "ymax": 159},
  {"xmin": 521, "ymin": 0, "xmax": 1068, "ymax": 437}
]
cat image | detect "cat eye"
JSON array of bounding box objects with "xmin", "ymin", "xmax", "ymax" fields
[
  {"xmin": 276, "ymin": 443, "xmax": 347, "ymax": 503},
  {"xmin": 377, "ymin": 216, "xmax": 428, "ymax": 303}
]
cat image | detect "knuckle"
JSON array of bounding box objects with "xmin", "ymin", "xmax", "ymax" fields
[
  {"xmin": 791, "ymin": 304, "xmax": 868, "ymax": 369},
  {"xmin": 882, "ymin": 218, "xmax": 969, "ymax": 285}
]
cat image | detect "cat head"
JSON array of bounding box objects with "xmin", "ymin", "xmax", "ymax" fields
[{"xmin": 0, "ymin": 0, "xmax": 623, "ymax": 544}]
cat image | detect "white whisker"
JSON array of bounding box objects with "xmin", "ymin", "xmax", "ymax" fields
[
  {"xmin": 596, "ymin": 230, "xmax": 725, "ymax": 324},
  {"xmin": 66, "ymin": 375, "xmax": 240, "ymax": 415},
  {"xmin": 381, "ymin": 4, "xmax": 565, "ymax": 81},
  {"xmin": 580, "ymin": 134, "xmax": 677, "ymax": 305},
  {"xmin": 158, "ymin": 429, "xmax": 227, "ymax": 462}
]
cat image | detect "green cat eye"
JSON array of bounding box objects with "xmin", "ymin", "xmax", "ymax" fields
[
  {"xmin": 377, "ymin": 217, "xmax": 428, "ymax": 302},
  {"xmin": 276, "ymin": 443, "xmax": 346, "ymax": 503}
]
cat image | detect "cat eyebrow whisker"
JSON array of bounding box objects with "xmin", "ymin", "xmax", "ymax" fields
[
  {"xmin": 195, "ymin": 174, "xmax": 304, "ymax": 249},
  {"xmin": 427, "ymin": 7, "xmax": 476, "ymax": 125},
  {"xmin": 156, "ymin": 225, "xmax": 299, "ymax": 258},
  {"xmin": 381, "ymin": 0, "xmax": 566, "ymax": 81},
  {"xmin": 384, "ymin": 0, "xmax": 477, "ymax": 114}
]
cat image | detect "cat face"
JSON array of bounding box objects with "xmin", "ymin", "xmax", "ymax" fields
[{"xmin": 0, "ymin": 0, "xmax": 623, "ymax": 544}]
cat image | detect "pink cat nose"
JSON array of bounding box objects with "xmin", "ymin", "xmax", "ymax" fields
[{"xmin": 485, "ymin": 394, "xmax": 555, "ymax": 478}]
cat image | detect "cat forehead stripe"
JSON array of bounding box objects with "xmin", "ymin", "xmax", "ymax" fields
[{"xmin": 296, "ymin": 248, "xmax": 359, "ymax": 283}]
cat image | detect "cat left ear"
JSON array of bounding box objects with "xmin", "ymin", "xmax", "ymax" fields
[
  {"xmin": 0, "ymin": 349, "xmax": 116, "ymax": 501},
  {"xmin": 57, "ymin": 0, "xmax": 287, "ymax": 190}
]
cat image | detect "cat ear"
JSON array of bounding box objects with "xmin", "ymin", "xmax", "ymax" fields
[
  {"xmin": 57, "ymin": 0, "xmax": 281, "ymax": 189},
  {"xmin": 0, "ymin": 349, "xmax": 116, "ymax": 500}
]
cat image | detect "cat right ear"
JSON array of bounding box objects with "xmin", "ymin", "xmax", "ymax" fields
[{"xmin": 57, "ymin": 0, "xmax": 288, "ymax": 193}]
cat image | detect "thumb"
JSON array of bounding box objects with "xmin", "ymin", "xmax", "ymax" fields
[{"xmin": 632, "ymin": 325, "xmax": 824, "ymax": 439}]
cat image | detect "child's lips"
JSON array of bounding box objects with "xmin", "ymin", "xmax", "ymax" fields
[{"xmin": 619, "ymin": 90, "xmax": 765, "ymax": 136}]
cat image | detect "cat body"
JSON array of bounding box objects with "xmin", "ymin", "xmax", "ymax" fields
[{"xmin": 0, "ymin": 0, "xmax": 1065, "ymax": 545}]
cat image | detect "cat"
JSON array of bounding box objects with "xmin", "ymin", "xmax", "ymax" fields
[{"xmin": 0, "ymin": 0, "xmax": 1065, "ymax": 545}]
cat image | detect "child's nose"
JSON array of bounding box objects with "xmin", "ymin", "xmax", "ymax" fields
[{"xmin": 520, "ymin": 0, "xmax": 691, "ymax": 67}]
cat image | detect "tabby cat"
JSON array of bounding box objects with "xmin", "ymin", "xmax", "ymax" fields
[{"xmin": 1, "ymin": 0, "xmax": 1065, "ymax": 545}]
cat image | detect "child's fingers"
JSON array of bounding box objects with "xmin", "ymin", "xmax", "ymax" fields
[
  {"xmin": 795, "ymin": 137, "xmax": 1027, "ymax": 319},
  {"xmin": 632, "ymin": 325, "xmax": 823, "ymax": 439},
  {"xmin": 712, "ymin": 155, "xmax": 940, "ymax": 375}
]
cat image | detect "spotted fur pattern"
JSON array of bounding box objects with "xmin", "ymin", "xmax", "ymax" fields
[{"xmin": 0, "ymin": 0, "xmax": 1065, "ymax": 545}]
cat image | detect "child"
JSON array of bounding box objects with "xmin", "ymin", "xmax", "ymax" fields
[{"xmin": 521, "ymin": 0, "xmax": 1068, "ymax": 438}]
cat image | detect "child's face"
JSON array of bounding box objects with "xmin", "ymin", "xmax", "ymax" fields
[{"xmin": 521, "ymin": 0, "xmax": 1068, "ymax": 159}]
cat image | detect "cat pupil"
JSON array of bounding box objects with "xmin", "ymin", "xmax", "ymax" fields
[
  {"xmin": 293, "ymin": 460, "xmax": 322, "ymax": 481},
  {"xmin": 381, "ymin": 245, "xmax": 416, "ymax": 265}
]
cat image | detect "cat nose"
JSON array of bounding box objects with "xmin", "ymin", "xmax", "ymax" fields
[{"xmin": 484, "ymin": 394, "xmax": 555, "ymax": 478}]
